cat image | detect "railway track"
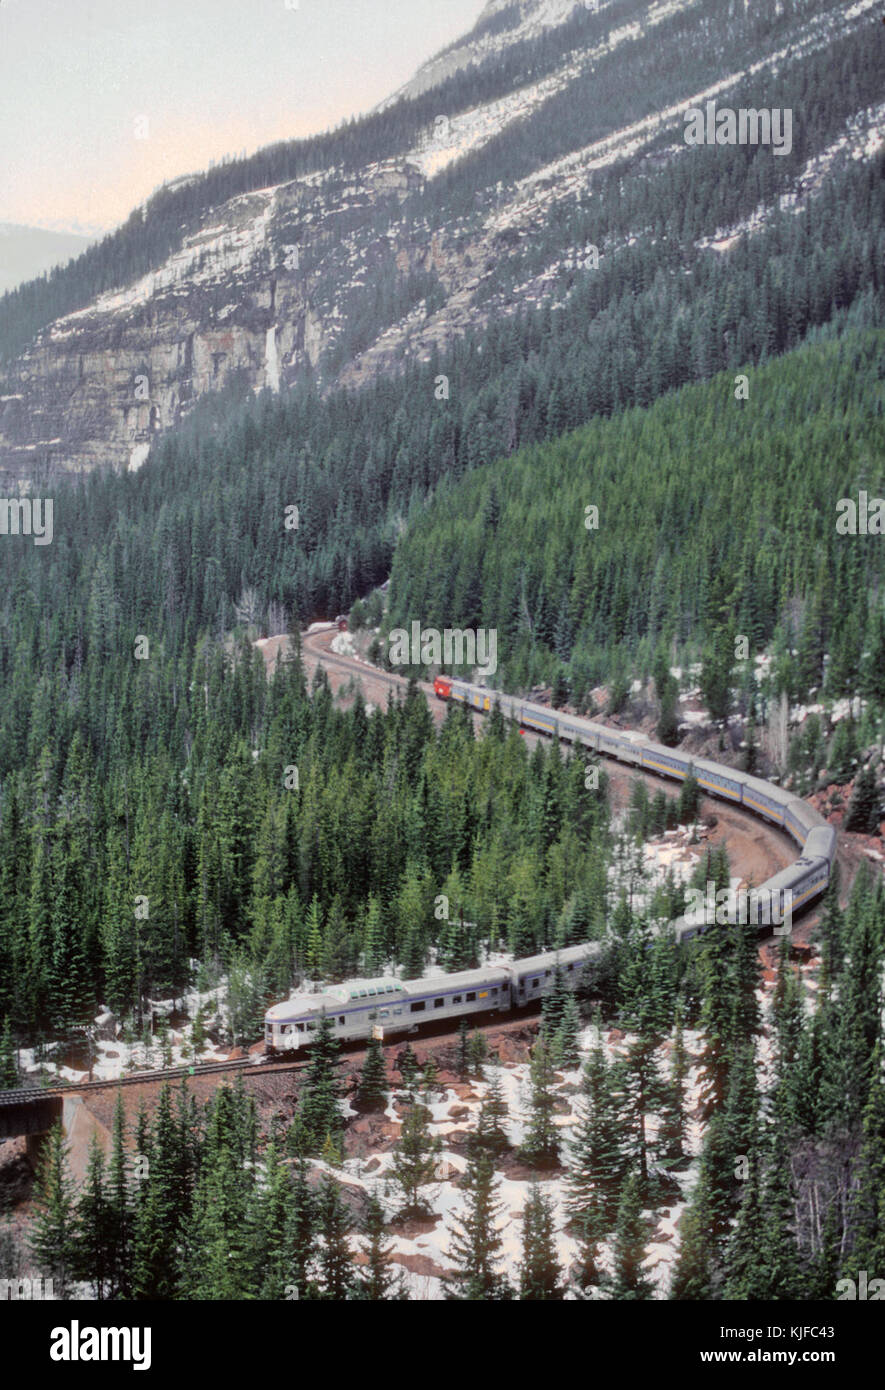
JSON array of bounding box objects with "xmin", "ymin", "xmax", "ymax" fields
[
  {"xmin": 0, "ymin": 1053, "xmax": 311, "ymax": 1104},
  {"xmin": 3, "ymin": 633, "xmax": 836, "ymax": 1106}
]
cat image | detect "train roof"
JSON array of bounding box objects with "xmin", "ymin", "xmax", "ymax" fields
[
  {"xmin": 266, "ymin": 976, "xmax": 407, "ymax": 1020},
  {"xmin": 511, "ymin": 942, "xmax": 601, "ymax": 974},
  {"xmin": 401, "ymin": 965, "xmax": 512, "ymax": 994},
  {"xmin": 801, "ymin": 824, "xmax": 838, "ymax": 863},
  {"xmin": 741, "ymin": 773, "xmax": 792, "ymax": 807}
]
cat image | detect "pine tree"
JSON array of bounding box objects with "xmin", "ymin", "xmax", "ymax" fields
[
  {"xmin": 445, "ymin": 1150, "xmax": 511, "ymax": 1300},
  {"xmin": 360, "ymin": 1195, "xmax": 404, "ymax": 1300},
  {"xmin": 456, "ymin": 1019, "xmax": 470, "ymax": 1081},
  {"xmin": 282, "ymin": 1159, "xmax": 316, "ymax": 1299},
  {"xmin": 290, "ymin": 1012, "xmax": 343, "ymax": 1155},
  {"xmin": 106, "ymin": 1092, "xmax": 132, "ymax": 1299},
  {"xmin": 362, "ymin": 895, "xmax": 386, "ymax": 976},
  {"xmin": 723, "ymin": 1149, "xmax": 767, "ymax": 1299},
  {"xmin": 250, "ymin": 1139, "xmax": 291, "ymax": 1299},
  {"xmin": 541, "ymin": 965, "xmax": 569, "ymax": 1053},
  {"xmin": 842, "ymin": 1044, "xmax": 885, "ymax": 1281},
  {"xmin": 656, "ymin": 1009, "xmax": 688, "ymax": 1167},
  {"xmin": 520, "ymin": 1038, "xmax": 560, "ymax": 1167},
  {"xmin": 677, "ymin": 774, "xmax": 700, "ymax": 825},
  {"xmin": 609, "ymin": 1171, "xmax": 655, "ymax": 1300},
  {"xmin": 0, "ymin": 1017, "xmax": 17, "ymax": 1089},
  {"xmin": 356, "ymin": 1035, "xmax": 388, "ymax": 1112},
  {"xmin": 467, "ymin": 1029, "xmax": 488, "ymax": 1077},
  {"xmin": 669, "ymin": 1171, "xmax": 717, "ymax": 1300},
  {"xmin": 75, "ymin": 1135, "xmax": 111, "ymax": 1300},
  {"xmin": 392, "ymin": 1098, "xmax": 441, "ymax": 1216},
  {"xmin": 131, "ymin": 1085, "xmax": 187, "ymax": 1299},
  {"xmin": 755, "ymin": 1131, "xmax": 804, "ymax": 1299},
  {"xmin": 29, "ymin": 1123, "xmax": 76, "ymax": 1298},
  {"xmin": 396, "ymin": 1042, "xmax": 419, "ymax": 1088},
  {"xmin": 518, "ymin": 1185, "xmax": 562, "ymax": 1300},
  {"xmin": 316, "ymin": 1176, "xmax": 356, "ymax": 1300},
  {"xmin": 845, "ymin": 764, "xmax": 879, "ymax": 834},
  {"xmin": 613, "ymin": 1028, "xmax": 661, "ymax": 1195},
  {"xmin": 472, "ymin": 1069, "xmax": 510, "ymax": 1156},
  {"xmin": 567, "ymin": 1038, "xmax": 623, "ymax": 1235}
]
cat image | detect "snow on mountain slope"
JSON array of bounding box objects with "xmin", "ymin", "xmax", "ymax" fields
[{"xmin": 0, "ymin": 0, "xmax": 882, "ymax": 481}]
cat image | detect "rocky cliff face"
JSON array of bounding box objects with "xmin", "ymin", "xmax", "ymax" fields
[
  {"xmin": 0, "ymin": 168, "xmax": 425, "ymax": 479},
  {"xmin": 0, "ymin": 0, "xmax": 881, "ymax": 484}
]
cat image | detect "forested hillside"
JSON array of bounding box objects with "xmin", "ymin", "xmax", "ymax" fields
[
  {"xmin": 387, "ymin": 329, "xmax": 885, "ymax": 706},
  {"xmin": 0, "ymin": 646, "xmax": 613, "ymax": 1041}
]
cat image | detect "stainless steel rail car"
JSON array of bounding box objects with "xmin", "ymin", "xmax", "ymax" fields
[
  {"xmin": 265, "ymin": 942, "xmax": 601, "ymax": 1052},
  {"xmin": 433, "ymin": 677, "xmax": 837, "ymax": 944}
]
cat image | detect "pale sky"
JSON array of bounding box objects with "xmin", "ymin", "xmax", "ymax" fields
[{"xmin": 0, "ymin": 0, "xmax": 486, "ymax": 236}]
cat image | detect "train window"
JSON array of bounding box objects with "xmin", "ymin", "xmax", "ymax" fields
[
  {"xmin": 306, "ymin": 1021, "xmax": 317, "ymax": 1031},
  {"xmin": 339, "ymin": 1017, "xmax": 346, "ymax": 1026},
  {"xmin": 452, "ymin": 995, "xmax": 462, "ymax": 1004},
  {"xmin": 368, "ymin": 1011, "xmax": 377, "ymax": 1021},
  {"xmin": 568, "ymin": 964, "xmax": 574, "ymax": 971},
  {"xmin": 394, "ymin": 1008, "xmax": 403, "ymax": 1017},
  {"xmin": 359, "ymin": 990, "xmax": 368, "ymax": 998},
  {"xmin": 410, "ymin": 1001, "xmax": 426, "ymax": 1014},
  {"xmin": 466, "ymin": 992, "xmax": 476, "ymax": 1002},
  {"xmin": 491, "ymin": 988, "xmax": 497, "ymax": 995},
  {"xmin": 434, "ymin": 998, "xmax": 445, "ymax": 1009},
  {"xmin": 380, "ymin": 1010, "xmax": 389, "ymax": 1020},
  {"xmin": 545, "ymin": 970, "xmax": 551, "ymax": 977}
]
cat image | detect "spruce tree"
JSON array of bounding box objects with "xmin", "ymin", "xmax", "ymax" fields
[
  {"xmin": 360, "ymin": 1195, "xmax": 404, "ymax": 1300},
  {"xmin": 75, "ymin": 1135, "xmax": 111, "ymax": 1300},
  {"xmin": 520, "ymin": 1038, "xmax": 560, "ymax": 1168},
  {"xmin": 656, "ymin": 1009, "xmax": 688, "ymax": 1168},
  {"xmin": 471, "ymin": 1070, "xmax": 510, "ymax": 1156},
  {"xmin": 131, "ymin": 1085, "xmax": 187, "ymax": 1299},
  {"xmin": 445, "ymin": 1150, "xmax": 511, "ymax": 1300},
  {"xmin": 356, "ymin": 1035, "xmax": 388, "ymax": 1112},
  {"xmin": 0, "ymin": 1017, "xmax": 17, "ymax": 1089},
  {"xmin": 669, "ymin": 1168, "xmax": 717, "ymax": 1300},
  {"xmin": 723, "ymin": 1149, "xmax": 767, "ymax": 1299},
  {"xmin": 290, "ymin": 1012, "xmax": 343, "ymax": 1155},
  {"xmin": 467, "ymin": 1029, "xmax": 487, "ymax": 1077},
  {"xmin": 842, "ymin": 1044, "xmax": 885, "ymax": 1281},
  {"xmin": 30, "ymin": 1123, "xmax": 76, "ymax": 1298},
  {"xmin": 567, "ymin": 1039, "xmax": 623, "ymax": 1233},
  {"xmin": 392, "ymin": 1098, "xmax": 441, "ymax": 1216},
  {"xmin": 456, "ymin": 1019, "xmax": 470, "ymax": 1081},
  {"xmin": 845, "ymin": 764, "xmax": 879, "ymax": 834},
  {"xmin": 518, "ymin": 1185, "xmax": 562, "ymax": 1300},
  {"xmin": 106, "ymin": 1091, "xmax": 132, "ymax": 1299},
  {"xmin": 556, "ymin": 991, "xmax": 582, "ymax": 1071},
  {"xmin": 421, "ymin": 1056, "xmax": 440, "ymax": 1097},
  {"xmin": 317, "ymin": 1177, "xmax": 356, "ymax": 1300},
  {"xmin": 282, "ymin": 1159, "xmax": 316, "ymax": 1299},
  {"xmin": 396, "ymin": 1042, "xmax": 419, "ymax": 1088},
  {"xmin": 609, "ymin": 1171, "xmax": 655, "ymax": 1300}
]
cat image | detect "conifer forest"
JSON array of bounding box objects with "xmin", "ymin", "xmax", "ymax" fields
[{"xmin": 0, "ymin": 0, "xmax": 884, "ymax": 1356}]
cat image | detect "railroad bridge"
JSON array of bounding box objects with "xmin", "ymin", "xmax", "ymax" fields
[{"xmin": 0, "ymin": 1090, "xmax": 64, "ymax": 1166}]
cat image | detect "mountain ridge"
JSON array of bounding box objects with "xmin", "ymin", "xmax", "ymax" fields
[{"xmin": 0, "ymin": 0, "xmax": 882, "ymax": 483}]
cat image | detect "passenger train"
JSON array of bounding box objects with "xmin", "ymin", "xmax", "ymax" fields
[
  {"xmin": 432, "ymin": 675, "xmax": 837, "ymax": 942},
  {"xmin": 263, "ymin": 672, "xmax": 836, "ymax": 1053}
]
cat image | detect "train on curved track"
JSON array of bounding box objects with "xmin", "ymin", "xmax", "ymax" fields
[{"xmin": 264, "ymin": 672, "xmax": 836, "ymax": 1053}]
